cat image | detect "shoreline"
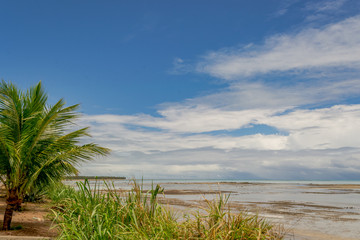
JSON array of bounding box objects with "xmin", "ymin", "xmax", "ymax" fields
[
  {"xmin": 0, "ymin": 181, "xmax": 359, "ymax": 239},
  {"xmin": 113, "ymin": 181, "xmax": 360, "ymax": 240}
]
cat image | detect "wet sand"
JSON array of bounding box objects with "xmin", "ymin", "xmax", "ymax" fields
[
  {"xmin": 140, "ymin": 182, "xmax": 360, "ymax": 240},
  {"xmin": 0, "ymin": 181, "xmax": 358, "ymax": 239},
  {"xmin": 64, "ymin": 180, "xmax": 360, "ymax": 239}
]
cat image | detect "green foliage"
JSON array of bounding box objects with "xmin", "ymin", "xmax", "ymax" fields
[
  {"xmin": 0, "ymin": 80, "xmax": 110, "ymax": 229},
  {"xmin": 23, "ymin": 189, "xmax": 45, "ymax": 203},
  {"xmin": 10, "ymin": 225, "xmax": 23, "ymax": 230},
  {"xmin": 51, "ymin": 180, "xmax": 284, "ymax": 240},
  {"xmin": 0, "ymin": 80, "xmax": 110, "ymax": 197},
  {"xmin": 46, "ymin": 181, "xmax": 77, "ymax": 204}
]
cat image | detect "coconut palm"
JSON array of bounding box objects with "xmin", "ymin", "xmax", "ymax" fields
[{"xmin": 0, "ymin": 80, "xmax": 110, "ymax": 230}]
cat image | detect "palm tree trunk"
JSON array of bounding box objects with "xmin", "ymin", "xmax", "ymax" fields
[
  {"xmin": 14, "ymin": 199, "xmax": 23, "ymax": 212},
  {"xmin": 3, "ymin": 204, "xmax": 14, "ymax": 230},
  {"xmin": 2, "ymin": 189, "xmax": 21, "ymax": 231}
]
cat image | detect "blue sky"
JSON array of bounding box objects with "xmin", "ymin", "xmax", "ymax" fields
[{"xmin": 1, "ymin": 0, "xmax": 360, "ymax": 179}]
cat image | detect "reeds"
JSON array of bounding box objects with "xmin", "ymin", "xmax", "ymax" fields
[{"xmin": 49, "ymin": 180, "xmax": 283, "ymax": 239}]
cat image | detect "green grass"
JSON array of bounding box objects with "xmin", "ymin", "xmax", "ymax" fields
[{"xmin": 48, "ymin": 180, "xmax": 284, "ymax": 240}]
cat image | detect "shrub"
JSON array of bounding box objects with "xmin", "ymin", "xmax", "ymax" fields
[{"xmin": 50, "ymin": 180, "xmax": 283, "ymax": 240}]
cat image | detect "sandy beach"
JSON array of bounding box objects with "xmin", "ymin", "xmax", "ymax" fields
[
  {"xmin": 0, "ymin": 198, "xmax": 57, "ymax": 239},
  {"xmin": 0, "ymin": 181, "xmax": 359, "ymax": 239},
  {"xmin": 157, "ymin": 182, "xmax": 360, "ymax": 240},
  {"xmin": 102, "ymin": 180, "xmax": 359, "ymax": 240}
]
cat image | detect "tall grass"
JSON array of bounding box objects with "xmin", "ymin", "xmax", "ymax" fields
[{"xmin": 49, "ymin": 180, "xmax": 283, "ymax": 240}]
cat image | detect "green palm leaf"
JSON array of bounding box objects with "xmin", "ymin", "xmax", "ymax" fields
[{"xmin": 0, "ymin": 80, "xmax": 110, "ymax": 230}]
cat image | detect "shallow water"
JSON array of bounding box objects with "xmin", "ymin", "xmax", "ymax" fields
[{"xmin": 64, "ymin": 179, "xmax": 360, "ymax": 240}]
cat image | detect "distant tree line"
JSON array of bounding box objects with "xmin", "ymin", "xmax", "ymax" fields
[{"xmin": 65, "ymin": 176, "xmax": 126, "ymax": 180}]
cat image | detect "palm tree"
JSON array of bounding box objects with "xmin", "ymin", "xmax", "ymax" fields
[{"xmin": 0, "ymin": 80, "xmax": 110, "ymax": 230}]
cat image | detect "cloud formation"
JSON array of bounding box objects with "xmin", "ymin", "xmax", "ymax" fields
[
  {"xmin": 83, "ymin": 104, "xmax": 360, "ymax": 151},
  {"xmin": 196, "ymin": 15, "xmax": 360, "ymax": 79},
  {"xmin": 81, "ymin": 15, "xmax": 360, "ymax": 180},
  {"xmin": 80, "ymin": 103, "xmax": 360, "ymax": 179},
  {"xmin": 305, "ymin": 0, "xmax": 347, "ymax": 13}
]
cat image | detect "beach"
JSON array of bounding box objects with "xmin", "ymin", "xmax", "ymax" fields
[
  {"xmin": 0, "ymin": 180, "xmax": 359, "ymax": 239},
  {"xmin": 0, "ymin": 198, "xmax": 57, "ymax": 239},
  {"xmin": 165, "ymin": 181, "xmax": 360, "ymax": 240},
  {"xmin": 67, "ymin": 180, "xmax": 360, "ymax": 240}
]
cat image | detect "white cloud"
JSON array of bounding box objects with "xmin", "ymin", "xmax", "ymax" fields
[
  {"xmin": 83, "ymin": 114, "xmax": 288, "ymax": 153},
  {"xmin": 272, "ymin": 0, "xmax": 300, "ymax": 18},
  {"xmin": 263, "ymin": 105, "xmax": 360, "ymax": 150},
  {"xmin": 305, "ymin": 0, "xmax": 347, "ymax": 13},
  {"xmin": 169, "ymin": 57, "xmax": 192, "ymax": 74},
  {"xmin": 181, "ymin": 78, "xmax": 360, "ymax": 112},
  {"xmin": 197, "ymin": 15, "xmax": 360, "ymax": 79},
  {"xmin": 81, "ymin": 147, "xmax": 360, "ymax": 180},
  {"xmin": 79, "ymin": 15, "xmax": 360, "ymax": 180},
  {"xmin": 79, "ymin": 102, "xmax": 360, "ymax": 179},
  {"xmin": 147, "ymin": 107, "xmax": 280, "ymax": 133},
  {"xmin": 84, "ymin": 104, "xmax": 360, "ymax": 153}
]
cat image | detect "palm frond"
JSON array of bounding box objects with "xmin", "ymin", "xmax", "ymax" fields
[
  {"xmin": 0, "ymin": 80, "xmax": 110, "ymax": 196},
  {"xmin": 23, "ymin": 143, "xmax": 110, "ymax": 192}
]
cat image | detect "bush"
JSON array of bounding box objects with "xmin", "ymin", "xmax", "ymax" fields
[{"xmin": 50, "ymin": 180, "xmax": 284, "ymax": 240}]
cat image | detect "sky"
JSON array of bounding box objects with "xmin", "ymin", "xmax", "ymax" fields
[{"xmin": 1, "ymin": 0, "xmax": 360, "ymax": 180}]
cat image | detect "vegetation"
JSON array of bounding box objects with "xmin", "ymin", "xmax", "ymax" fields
[
  {"xmin": 0, "ymin": 81, "xmax": 110, "ymax": 230},
  {"xmin": 49, "ymin": 180, "xmax": 284, "ymax": 240},
  {"xmin": 65, "ymin": 176, "xmax": 126, "ymax": 180}
]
